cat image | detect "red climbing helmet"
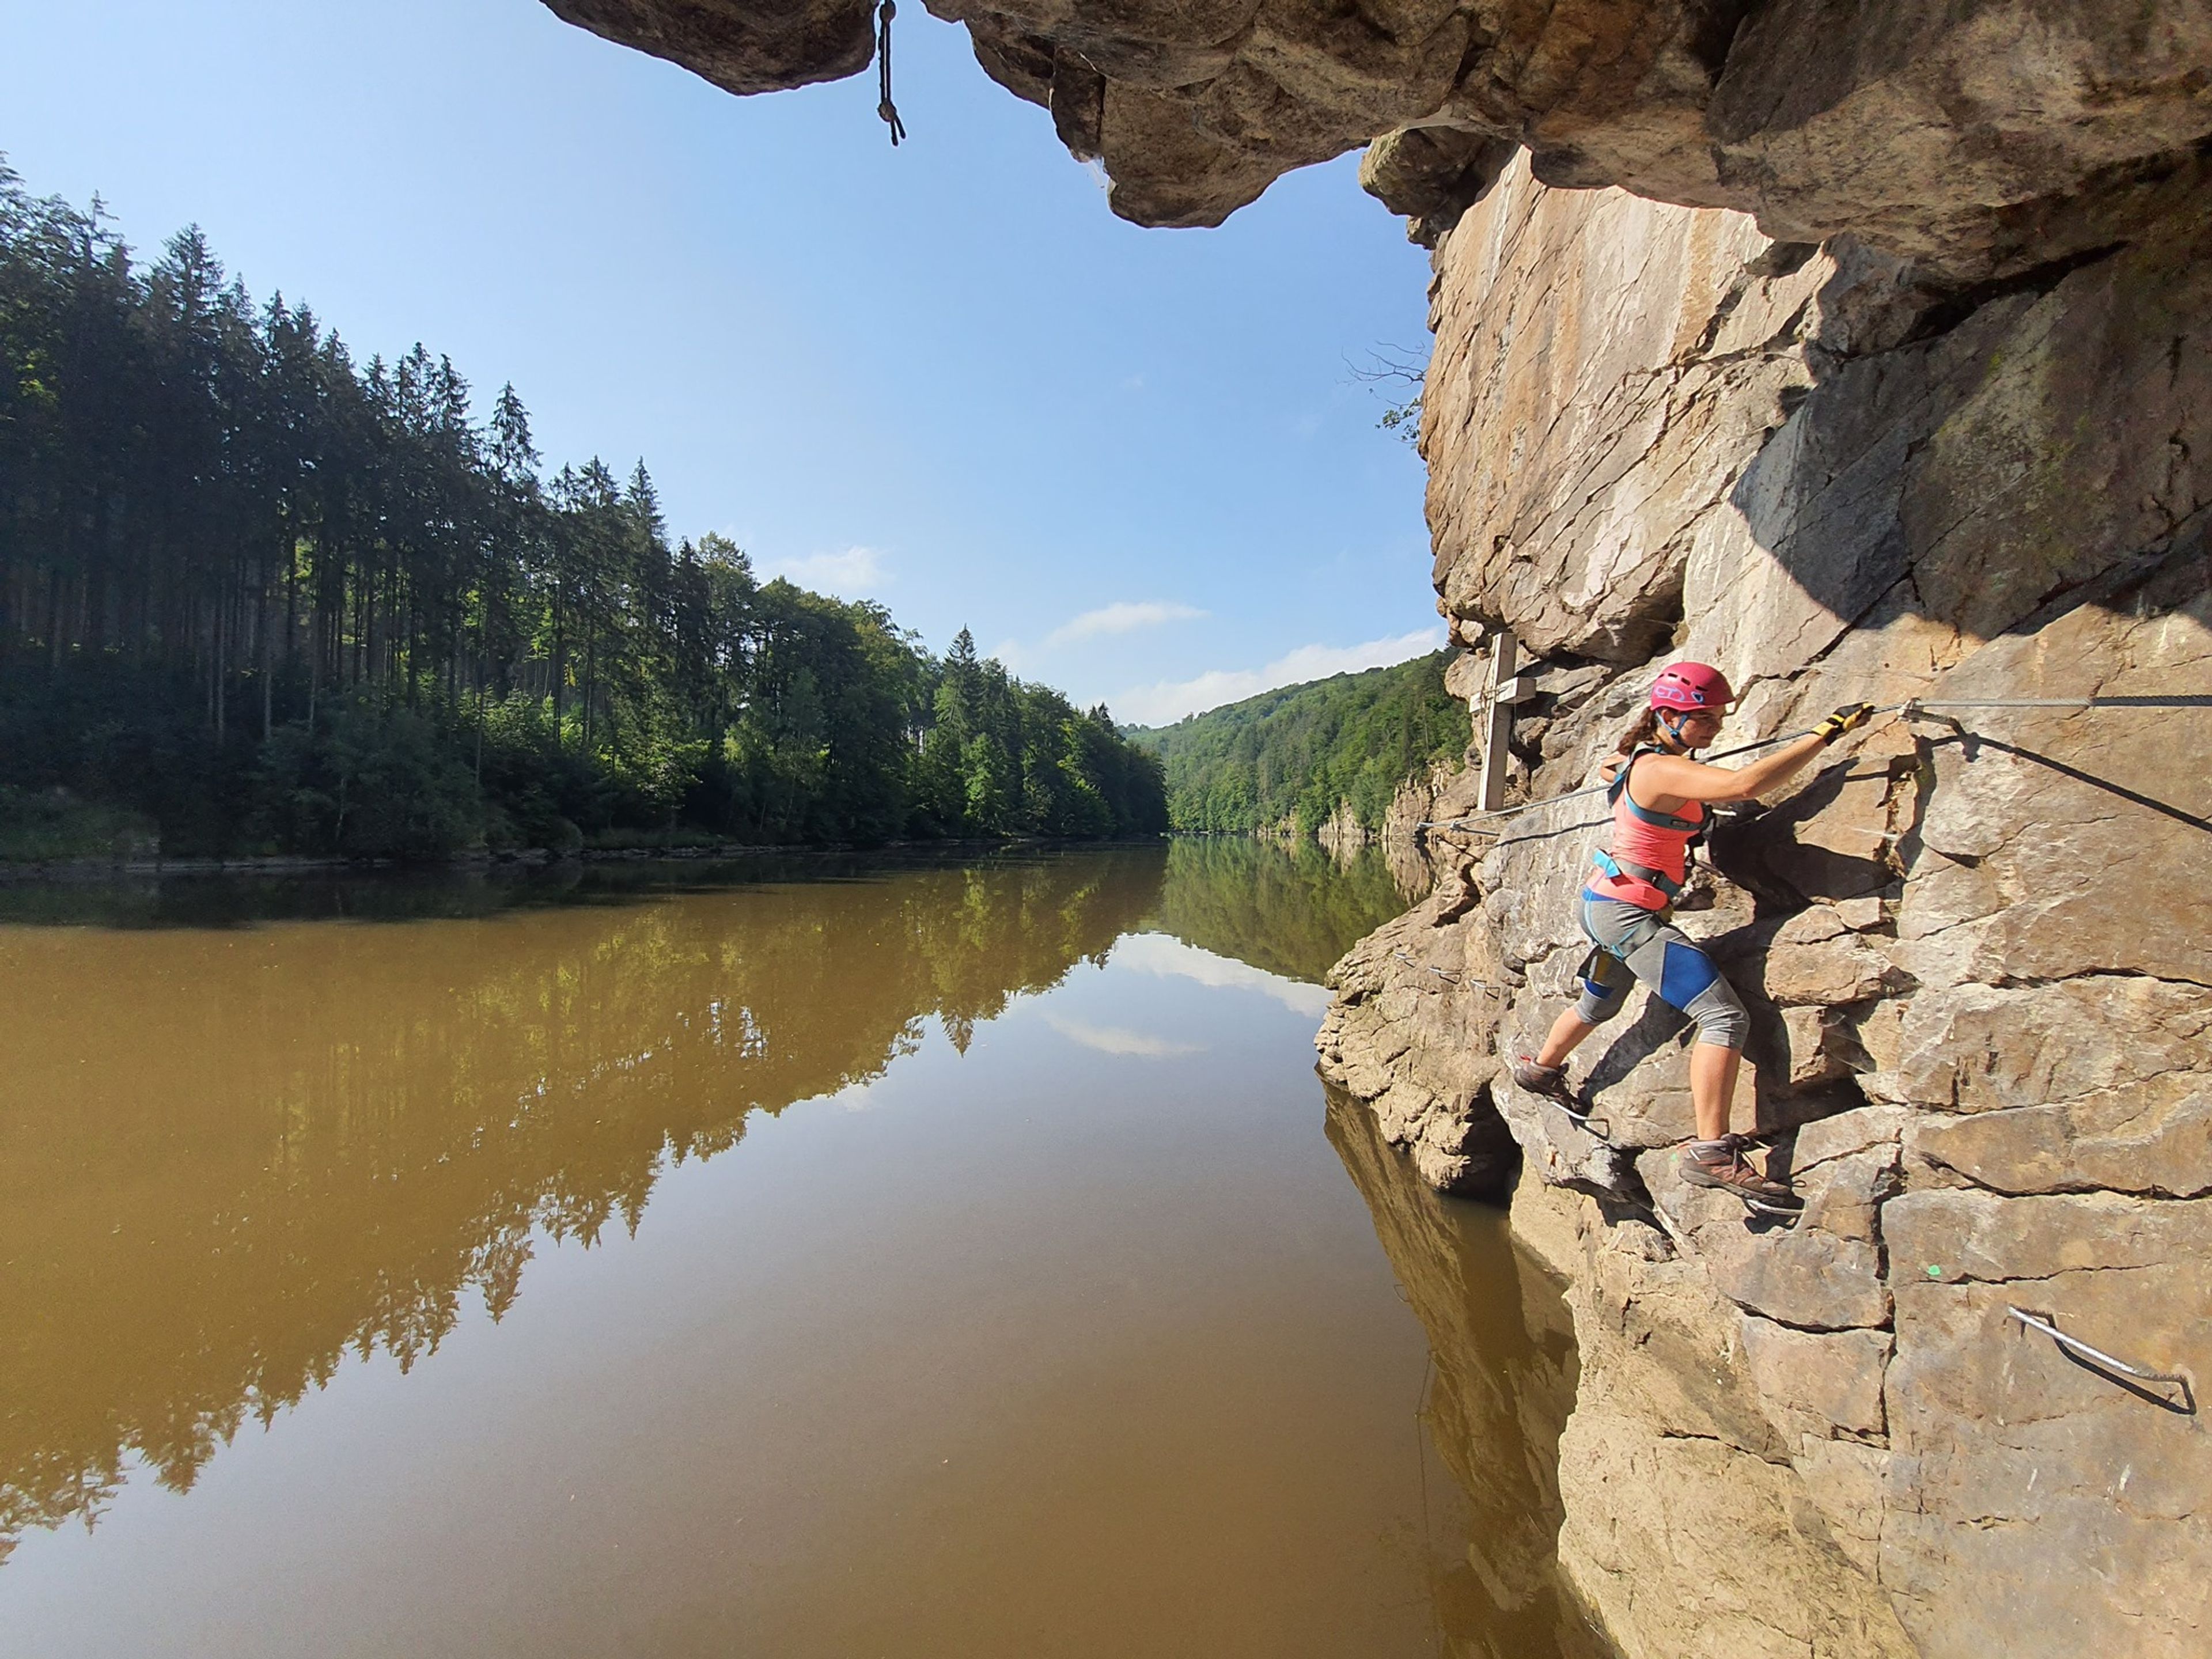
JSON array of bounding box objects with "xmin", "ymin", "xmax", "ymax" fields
[{"xmin": 1650, "ymin": 661, "xmax": 1734, "ymax": 713}]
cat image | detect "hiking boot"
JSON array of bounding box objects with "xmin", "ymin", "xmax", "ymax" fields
[
  {"xmin": 1679, "ymin": 1136, "xmax": 1802, "ymax": 1213},
  {"xmin": 1509, "ymin": 1054, "xmax": 1581, "ymax": 1111}
]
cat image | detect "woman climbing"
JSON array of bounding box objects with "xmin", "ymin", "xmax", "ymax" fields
[{"xmin": 1507, "ymin": 662, "xmax": 1872, "ymax": 1211}]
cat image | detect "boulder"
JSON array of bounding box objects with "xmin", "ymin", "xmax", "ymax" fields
[
  {"xmin": 542, "ymin": 0, "xmax": 873, "ymax": 94},
  {"xmin": 1425, "ymin": 151, "xmax": 1827, "ymax": 663},
  {"xmin": 1762, "ymin": 933, "xmax": 1904, "ymax": 1006},
  {"xmin": 1908, "ymin": 1088, "xmax": 2212, "ymax": 1200},
  {"xmin": 1555, "ymin": 1184, "xmax": 1920, "ymax": 1659},
  {"xmin": 1893, "ymin": 978, "xmax": 2212, "ymax": 1115}
]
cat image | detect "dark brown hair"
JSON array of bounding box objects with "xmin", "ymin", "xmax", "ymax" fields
[{"xmin": 1615, "ymin": 707, "xmax": 1664, "ymax": 755}]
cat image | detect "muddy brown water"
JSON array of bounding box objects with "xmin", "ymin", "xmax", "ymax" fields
[{"xmin": 0, "ymin": 842, "xmax": 1601, "ymax": 1658}]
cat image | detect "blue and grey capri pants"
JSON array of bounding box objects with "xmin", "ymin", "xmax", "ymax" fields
[{"xmin": 1574, "ymin": 890, "xmax": 1749, "ymax": 1051}]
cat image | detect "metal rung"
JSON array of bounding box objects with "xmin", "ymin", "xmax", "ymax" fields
[
  {"xmin": 2007, "ymin": 1307, "xmax": 2196, "ymax": 1413},
  {"xmin": 1391, "ymin": 948, "xmax": 1456, "ymax": 982}
]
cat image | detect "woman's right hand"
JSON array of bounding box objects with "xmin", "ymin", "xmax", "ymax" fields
[{"xmin": 1816, "ymin": 703, "xmax": 1874, "ymax": 744}]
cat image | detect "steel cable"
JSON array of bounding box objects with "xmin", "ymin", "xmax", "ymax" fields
[{"xmin": 1414, "ymin": 694, "xmax": 2208, "ymax": 837}]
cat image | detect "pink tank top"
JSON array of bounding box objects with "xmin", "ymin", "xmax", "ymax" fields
[{"xmin": 1588, "ymin": 751, "xmax": 1704, "ymax": 911}]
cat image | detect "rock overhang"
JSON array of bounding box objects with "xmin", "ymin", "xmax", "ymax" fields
[{"xmin": 538, "ymin": 0, "xmax": 2212, "ymax": 280}]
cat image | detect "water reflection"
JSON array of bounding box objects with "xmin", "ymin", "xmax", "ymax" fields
[
  {"xmin": 0, "ymin": 840, "xmax": 1590, "ymax": 1659},
  {"xmin": 1150, "ymin": 837, "xmax": 1410, "ymax": 983},
  {"xmin": 1327, "ymin": 1087, "xmax": 1605, "ymax": 1659},
  {"xmin": 0, "ymin": 852, "xmax": 1162, "ymax": 1556}
]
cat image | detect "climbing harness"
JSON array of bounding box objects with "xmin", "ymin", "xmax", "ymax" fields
[
  {"xmin": 876, "ymin": 1, "xmax": 907, "ymax": 146},
  {"xmin": 1415, "ymin": 695, "xmax": 2211, "ymax": 840},
  {"xmin": 2006, "ymin": 1307, "xmax": 2196, "ymax": 1414},
  {"xmin": 1589, "ymin": 847, "xmax": 1682, "ymax": 897},
  {"xmin": 1605, "ymin": 747, "xmax": 1706, "ymax": 833},
  {"xmin": 1590, "ymin": 744, "xmax": 1709, "ymax": 904}
]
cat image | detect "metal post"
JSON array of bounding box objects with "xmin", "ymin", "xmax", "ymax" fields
[{"xmin": 1478, "ymin": 632, "xmax": 1520, "ymax": 813}]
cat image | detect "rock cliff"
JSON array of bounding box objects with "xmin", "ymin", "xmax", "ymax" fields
[
  {"xmin": 1317, "ymin": 150, "xmax": 2210, "ymax": 1657},
  {"xmin": 528, "ymin": 5, "xmax": 2212, "ymax": 1654},
  {"xmin": 544, "ymin": 0, "xmax": 2212, "ymax": 282}
]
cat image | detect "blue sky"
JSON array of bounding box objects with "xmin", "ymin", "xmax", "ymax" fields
[{"xmin": 5, "ymin": 0, "xmax": 1442, "ymax": 724}]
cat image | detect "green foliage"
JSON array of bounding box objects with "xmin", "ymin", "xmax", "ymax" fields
[
  {"xmin": 0, "ymin": 163, "xmax": 1165, "ymax": 858},
  {"xmin": 248, "ymin": 706, "xmax": 483, "ymax": 859},
  {"xmin": 1127, "ymin": 653, "xmax": 1468, "ymax": 835},
  {"xmin": 0, "ymin": 786, "xmax": 157, "ymax": 862}
]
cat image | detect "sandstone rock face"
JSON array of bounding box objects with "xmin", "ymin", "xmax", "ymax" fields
[
  {"xmin": 1422, "ymin": 151, "xmax": 1831, "ymax": 664},
  {"xmin": 540, "ymin": 1, "xmax": 2212, "ymax": 279},
  {"xmin": 1317, "ymin": 153, "xmax": 2211, "ymax": 1656},
  {"xmin": 542, "ymin": 0, "xmax": 874, "ymax": 96}
]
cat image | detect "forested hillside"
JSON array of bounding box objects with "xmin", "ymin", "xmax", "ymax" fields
[
  {"xmin": 1128, "ymin": 653, "xmax": 1467, "ymax": 835},
  {"xmin": 0, "ymin": 167, "xmax": 1163, "ymax": 858}
]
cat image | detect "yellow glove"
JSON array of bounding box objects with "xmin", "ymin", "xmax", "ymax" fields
[{"xmin": 1816, "ymin": 702, "xmax": 1874, "ymax": 745}]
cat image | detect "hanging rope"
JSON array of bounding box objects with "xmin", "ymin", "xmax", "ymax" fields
[
  {"xmin": 876, "ymin": 1, "xmax": 907, "ymax": 146},
  {"xmin": 1413, "ymin": 694, "xmax": 2210, "ymax": 838}
]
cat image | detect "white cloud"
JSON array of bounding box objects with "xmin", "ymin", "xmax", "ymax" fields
[
  {"xmin": 1043, "ymin": 1012, "xmax": 1203, "ymax": 1059},
  {"xmin": 1044, "ymin": 600, "xmax": 1206, "ymax": 648},
  {"xmin": 760, "ymin": 544, "xmax": 889, "ymax": 597},
  {"xmin": 1109, "ymin": 933, "xmax": 1333, "ymax": 1017},
  {"xmin": 1110, "ymin": 625, "xmax": 1446, "ymax": 726}
]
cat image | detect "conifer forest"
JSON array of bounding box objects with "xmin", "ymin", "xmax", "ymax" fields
[{"xmin": 0, "ymin": 166, "xmax": 1166, "ymax": 859}]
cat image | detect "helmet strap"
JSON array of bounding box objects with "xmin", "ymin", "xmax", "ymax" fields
[{"xmin": 1657, "ymin": 709, "xmax": 1700, "ymax": 754}]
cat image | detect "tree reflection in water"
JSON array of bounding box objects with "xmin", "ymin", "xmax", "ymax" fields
[
  {"xmin": 1, "ymin": 851, "xmax": 1179, "ymax": 1555},
  {"xmin": 0, "ymin": 839, "xmax": 1423, "ymax": 1566},
  {"xmin": 1146, "ymin": 836, "xmax": 1411, "ymax": 984}
]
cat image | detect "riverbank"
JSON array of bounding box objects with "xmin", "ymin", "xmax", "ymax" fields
[{"xmin": 0, "ymin": 834, "xmax": 1171, "ymax": 884}]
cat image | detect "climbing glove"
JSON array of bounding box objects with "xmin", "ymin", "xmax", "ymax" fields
[{"xmin": 1817, "ymin": 702, "xmax": 1874, "ymax": 745}]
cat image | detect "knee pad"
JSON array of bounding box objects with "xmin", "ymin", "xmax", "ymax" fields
[{"xmin": 1687, "ymin": 982, "xmax": 1749, "ymax": 1051}]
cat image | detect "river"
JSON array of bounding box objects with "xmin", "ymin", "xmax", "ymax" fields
[{"xmin": 0, "ymin": 842, "xmax": 1600, "ymax": 1658}]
